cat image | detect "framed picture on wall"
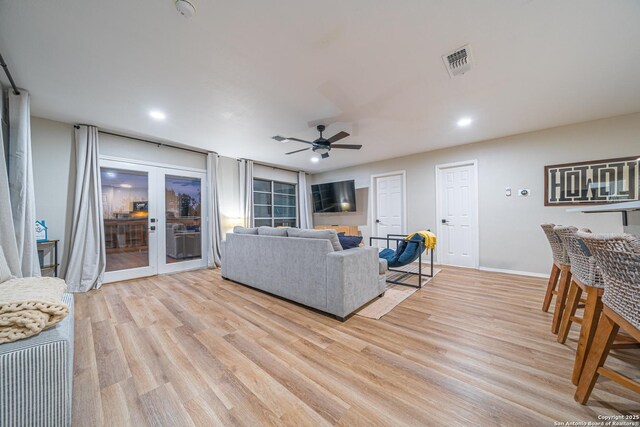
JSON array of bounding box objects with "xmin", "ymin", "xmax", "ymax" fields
[{"xmin": 544, "ymin": 156, "xmax": 640, "ymax": 206}]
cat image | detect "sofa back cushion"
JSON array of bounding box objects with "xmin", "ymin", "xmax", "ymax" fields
[
  {"xmin": 287, "ymin": 228, "xmax": 343, "ymax": 251},
  {"xmin": 258, "ymin": 226, "xmax": 288, "ymax": 237},
  {"xmin": 0, "ymin": 245, "xmax": 14, "ymax": 283},
  {"xmin": 233, "ymin": 226, "xmax": 258, "ymax": 235}
]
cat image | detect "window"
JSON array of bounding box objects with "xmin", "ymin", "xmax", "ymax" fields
[{"xmin": 253, "ymin": 179, "xmax": 297, "ymax": 227}]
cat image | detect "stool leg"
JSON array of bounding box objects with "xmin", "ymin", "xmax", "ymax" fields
[
  {"xmin": 558, "ymin": 280, "xmax": 582, "ymax": 344},
  {"xmin": 574, "ymin": 312, "xmax": 618, "ymax": 404},
  {"xmin": 542, "ymin": 263, "xmax": 561, "ymax": 312},
  {"xmin": 571, "ymin": 288, "xmax": 603, "ymax": 385},
  {"xmin": 552, "ymin": 266, "xmax": 572, "ymax": 334}
]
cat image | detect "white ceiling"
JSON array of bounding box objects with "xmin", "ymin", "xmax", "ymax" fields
[{"xmin": 1, "ymin": 0, "xmax": 639, "ymax": 173}]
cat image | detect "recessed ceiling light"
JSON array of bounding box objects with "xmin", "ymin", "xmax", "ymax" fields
[
  {"xmin": 149, "ymin": 110, "xmax": 166, "ymax": 121},
  {"xmin": 457, "ymin": 117, "xmax": 472, "ymax": 127},
  {"xmin": 120, "ymin": 184, "xmax": 132, "ymax": 188},
  {"xmin": 311, "ymin": 157, "xmax": 320, "ymax": 163}
]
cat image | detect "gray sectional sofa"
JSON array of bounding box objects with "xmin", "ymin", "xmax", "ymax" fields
[{"xmin": 221, "ymin": 226, "xmax": 386, "ymax": 320}]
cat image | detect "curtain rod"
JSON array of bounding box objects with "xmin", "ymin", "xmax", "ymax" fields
[
  {"xmin": 74, "ymin": 126, "xmax": 213, "ymax": 156},
  {"xmin": 0, "ymin": 52, "xmax": 20, "ymax": 95},
  {"xmin": 237, "ymin": 158, "xmax": 304, "ymax": 174}
]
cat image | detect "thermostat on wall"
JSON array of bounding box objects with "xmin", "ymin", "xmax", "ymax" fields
[{"xmin": 518, "ymin": 189, "xmax": 530, "ymax": 197}]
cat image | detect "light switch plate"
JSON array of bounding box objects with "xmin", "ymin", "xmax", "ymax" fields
[{"xmin": 505, "ymin": 187, "xmax": 511, "ymax": 197}]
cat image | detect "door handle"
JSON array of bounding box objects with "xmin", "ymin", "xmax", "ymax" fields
[
  {"xmin": 376, "ymin": 219, "xmax": 381, "ymax": 223},
  {"xmin": 441, "ymin": 219, "xmax": 449, "ymax": 224}
]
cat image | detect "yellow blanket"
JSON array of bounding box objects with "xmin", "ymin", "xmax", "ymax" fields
[{"xmin": 405, "ymin": 230, "xmax": 437, "ymax": 249}]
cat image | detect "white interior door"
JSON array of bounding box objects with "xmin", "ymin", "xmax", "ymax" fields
[
  {"xmin": 373, "ymin": 173, "xmax": 404, "ymax": 247},
  {"xmin": 101, "ymin": 160, "xmax": 158, "ymax": 283},
  {"xmin": 437, "ymin": 162, "xmax": 478, "ymax": 267}
]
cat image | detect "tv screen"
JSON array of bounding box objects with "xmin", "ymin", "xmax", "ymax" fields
[{"xmin": 311, "ymin": 180, "xmax": 357, "ymax": 213}]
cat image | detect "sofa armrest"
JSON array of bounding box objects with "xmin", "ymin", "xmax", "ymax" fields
[{"xmin": 326, "ymin": 247, "xmax": 385, "ymax": 318}]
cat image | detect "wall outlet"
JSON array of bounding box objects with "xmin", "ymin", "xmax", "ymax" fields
[{"xmin": 518, "ymin": 189, "xmax": 530, "ymax": 197}]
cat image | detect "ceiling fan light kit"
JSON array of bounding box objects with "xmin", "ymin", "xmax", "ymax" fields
[{"xmin": 272, "ymin": 124, "xmax": 362, "ymax": 160}]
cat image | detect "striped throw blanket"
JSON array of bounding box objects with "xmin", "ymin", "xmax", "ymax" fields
[{"xmin": 0, "ymin": 277, "xmax": 69, "ymax": 344}]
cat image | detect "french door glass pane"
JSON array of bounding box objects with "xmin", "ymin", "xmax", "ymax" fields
[
  {"xmin": 165, "ymin": 175, "xmax": 202, "ymax": 264},
  {"xmin": 101, "ymin": 168, "xmax": 149, "ymax": 272},
  {"xmin": 255, "ymin": 219, "xmax": 272, "ymax": 227}
]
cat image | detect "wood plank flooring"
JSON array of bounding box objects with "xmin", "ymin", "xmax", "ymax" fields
[{"xmin": 73, "ymin": 266, "xmax": 640, "ymax": 426}]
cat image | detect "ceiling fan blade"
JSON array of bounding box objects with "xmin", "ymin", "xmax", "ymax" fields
[
  {"xmin": 331, "ymin": 144, "xmax": 362, "ymax": 150},
  {"xmin": 287, "ymin": 137, "xmax": 315, "ymax": 145},
  {"xmin": 285, "ymin": 147, "xmax": 311, "ymax": 155},
  {"xmin": 327, "ymin": 131, "xmax": 350, "ymax": 144}
]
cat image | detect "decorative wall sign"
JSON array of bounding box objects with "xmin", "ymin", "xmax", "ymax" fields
[
  {"xmin": 545, "ymin": 156, "xmax": 640, "ymax": 206},
  {"xmin": 35, "ymin": 219, "xmax": 48, "ymax": 242}
]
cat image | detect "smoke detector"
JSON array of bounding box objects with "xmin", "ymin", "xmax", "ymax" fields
[
  {"xmin": 175, "ymin": 0, "xmax": 196, "ymax": 18},
  {"xmin": 442, "ymin": 45, "xmax": 473, "ymax": 78}
]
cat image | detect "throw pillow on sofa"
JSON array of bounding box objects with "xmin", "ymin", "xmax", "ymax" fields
[
  {"xmin": 337, "ymin": 233, "xmax": 363, "ymax": 250},
  {"xmin": 287, "ymin": 228, "xmax": 343, "ymax": 251},
  {"xmin": 233, "ymin": 226, "xmax": 258, "ymax": 234},
  {"xmin": 258, "ymin": 226, "xmax": 288, "ymax": 237}
]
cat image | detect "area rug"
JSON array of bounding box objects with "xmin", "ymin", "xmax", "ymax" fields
[{"xmin": 355, "ymin": 266, "xmax": 441, "ymax": 320}]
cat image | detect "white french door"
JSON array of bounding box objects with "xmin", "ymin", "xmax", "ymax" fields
[
  {"xmin": 101, "ymin": 159, "xmax": 207, "ymax": 283},
  {"xmin": 436, "ymin": 161, "xmax": 479, "ymax": 268},
  {"xmin": 372, "ymin": 172, "xmax": 406, "ymax": 248}
]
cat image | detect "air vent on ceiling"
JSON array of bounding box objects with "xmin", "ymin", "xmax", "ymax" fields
[{"xmin": 442, "ymin": 45, "xmax": 473, "ymax": 78}]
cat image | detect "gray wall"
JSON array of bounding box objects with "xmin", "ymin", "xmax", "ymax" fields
[
  {"xmin": 310, "ymin": 113, "xmax": 640, "ymax": 275},
  {"xmin": 31, "ymin": 117, "xmax": 75, "ymax": 272}
]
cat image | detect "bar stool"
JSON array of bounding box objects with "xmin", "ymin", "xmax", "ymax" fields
[
  {"xmin": 540, "ymin": 224, "xmax": 573, "ymax": 334},
  {"xmin": 575, "ymin": 231, "xmax": 640, "ymax": 404},
  {"xmin": 554, "ymin": 226, "xmax": 604, "ymax": 384}
]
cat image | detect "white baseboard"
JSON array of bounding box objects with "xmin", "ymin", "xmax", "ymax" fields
[{"xmin": 478, "ymin": 266, "xmax": 548, "ymax": 279}]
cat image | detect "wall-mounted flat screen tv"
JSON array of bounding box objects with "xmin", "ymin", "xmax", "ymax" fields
[{"xmin": 311, "ymin": 180, "xmax": 357, "ymax": 213}]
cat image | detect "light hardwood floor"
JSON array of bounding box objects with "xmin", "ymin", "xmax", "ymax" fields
[{"xmin": 73, "ymin": 267, "xmax": 640, "ymax": 426}]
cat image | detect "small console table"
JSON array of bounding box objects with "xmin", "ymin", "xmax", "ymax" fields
[{"xmin": 36, "ymin": 240, "xmax": 59, "ymax": 277}]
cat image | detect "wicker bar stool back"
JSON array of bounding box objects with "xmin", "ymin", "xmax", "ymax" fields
[
  {"xmin": 540, "ymin": 224, "xmax": 573, "ymax": 333},
  {"xmin": 554, "ymin": 226, "xmax": 603, "ymax": 287},
  {"xmin": 554, "ymin": 226, "xmax": 606, "ymax": 383},
  {"xmin": 574, "ymin": 231, "xmax": 640, "ymax": 404}
]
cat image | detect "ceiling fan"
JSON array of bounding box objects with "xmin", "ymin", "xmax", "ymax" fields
[{"xmin": 272, "ymin": 125, "xmax": 362, "ymax": 159}]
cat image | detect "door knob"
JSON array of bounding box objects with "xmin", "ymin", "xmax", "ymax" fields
[
  {"xmin": 441, "ymin": 219, "xmax": 448, "ymax": 224},
  {"xmin": 376, "ymin": 219, "xmax": 381, "ymax": 223}
]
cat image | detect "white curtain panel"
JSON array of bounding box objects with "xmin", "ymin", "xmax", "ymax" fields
[
  {"xmin": 0, "ymin": 93, "xmax": 21, "ymax": 277},
  {"xmin": 297, "ymin": 171, "xmax": 311, "ymax": 229},
  {"xmin": 64, "ymin": 125, "xmax": 106, "ymax": 292},
  {"xmin": 239, "ymin": 159, "xmax": 254, "ymax": 227},
  {"xmin": 206, "ymin": 153, "xmax": 222, "ymax": 268},
  {"xmin": 8, "ymin": 91, "xmax": 40, "ymax": 277}
]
